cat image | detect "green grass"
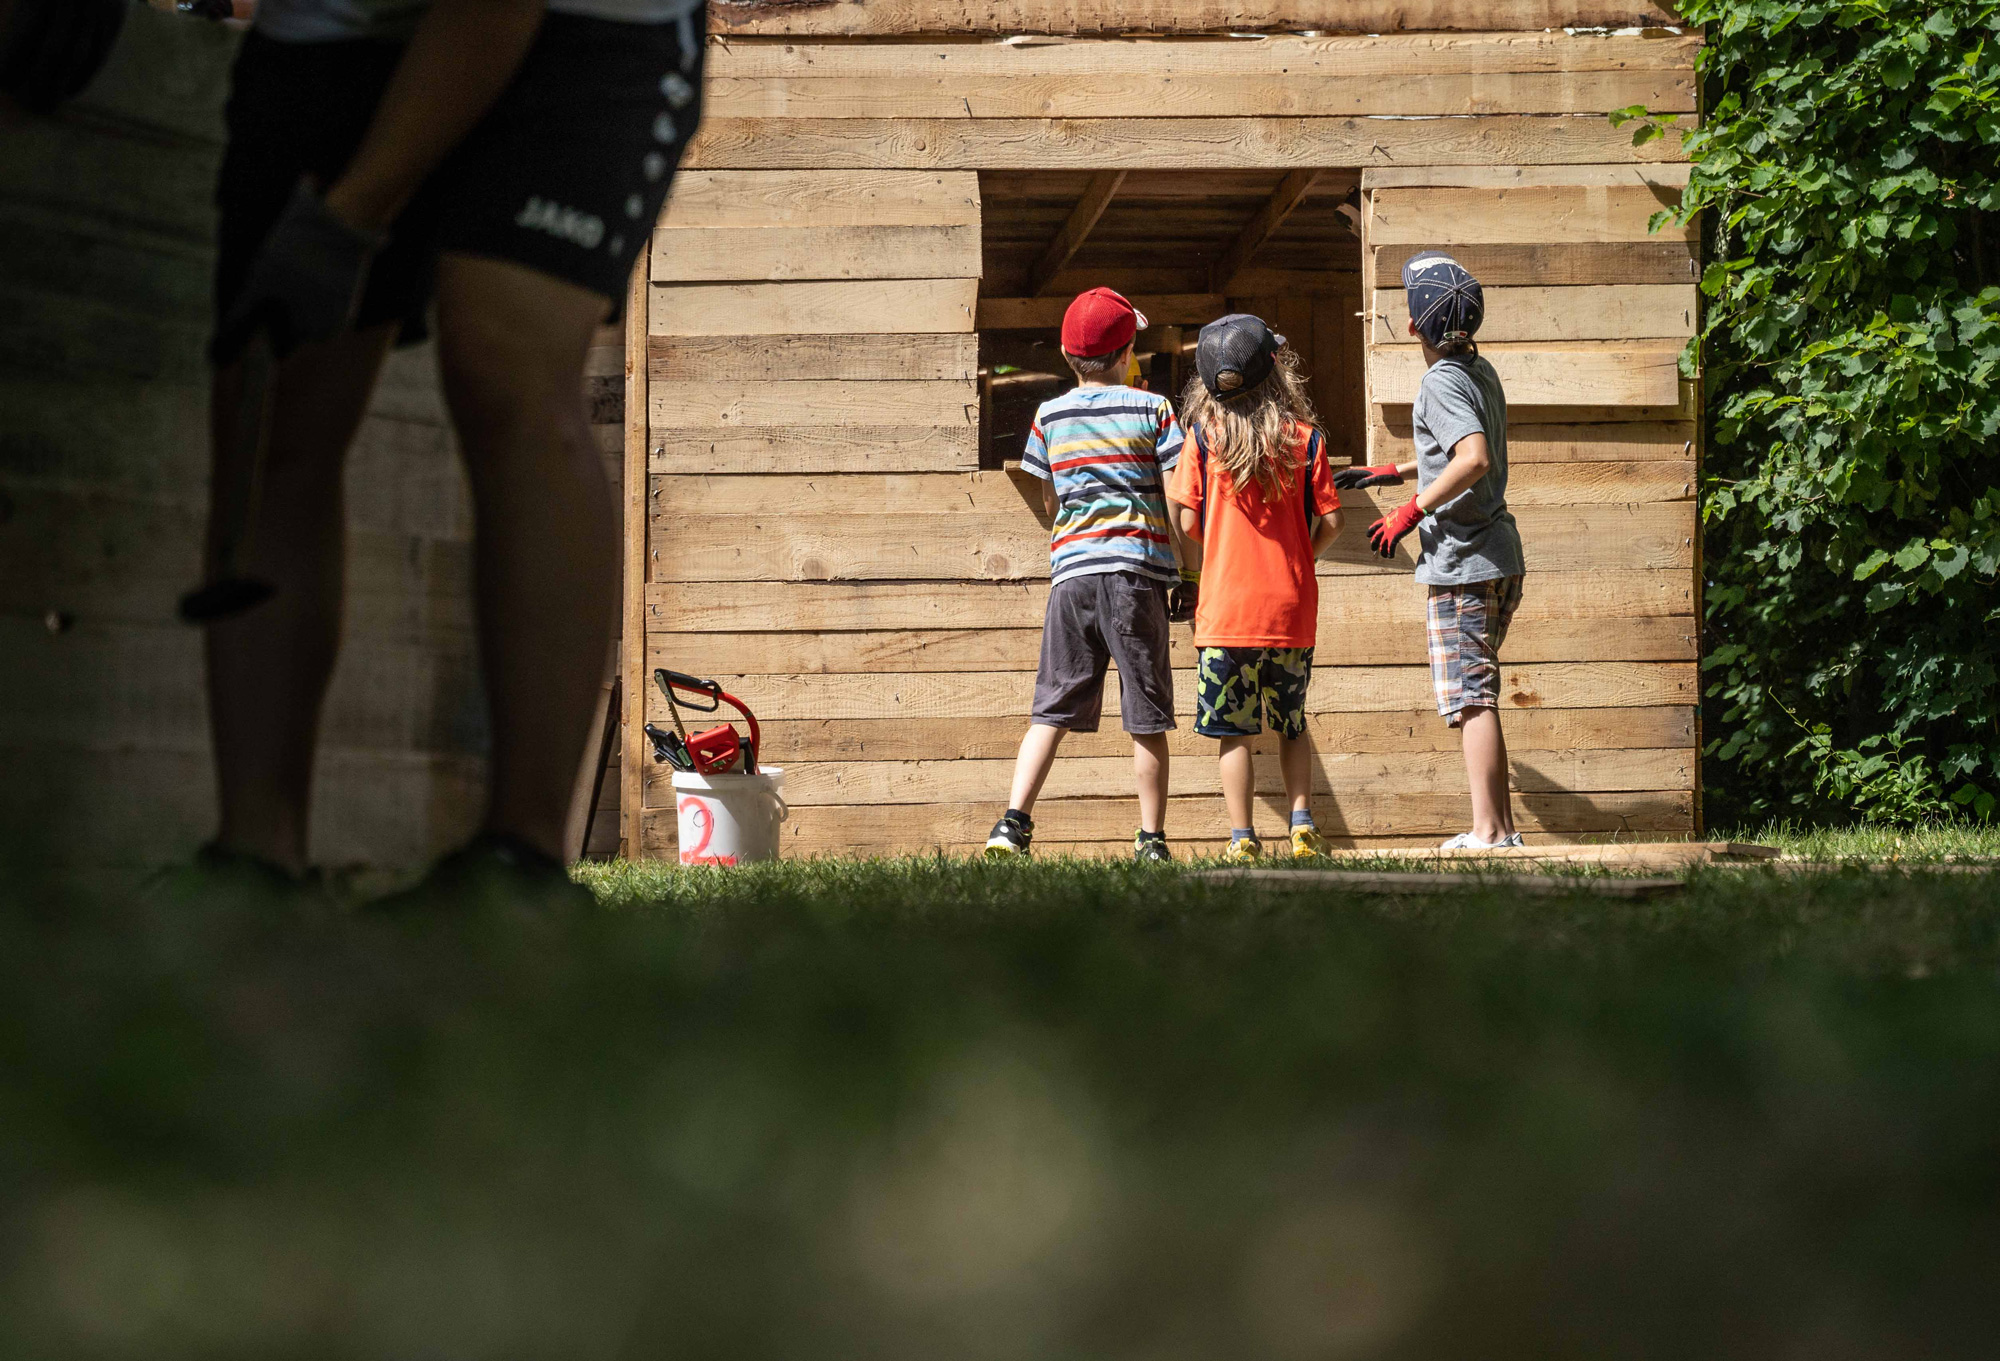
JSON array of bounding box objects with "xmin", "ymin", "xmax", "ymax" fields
[
  {"xmin": 6, "ymin": 854, "xmax": 2000, "ymax": 1358},
  {"xmin": 1735, "ymin": 819, "xmax": 2000, "ymax": 862}
]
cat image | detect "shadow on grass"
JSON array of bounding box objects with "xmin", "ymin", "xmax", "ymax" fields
[{"xmin": 4, "ymin": 853, "xmax": 1999, "ymax": 1358}]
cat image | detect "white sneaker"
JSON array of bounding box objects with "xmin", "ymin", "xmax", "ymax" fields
[{"xmin": 1439, "ymin": 831, "xmax": 1522, "ymax": 851}]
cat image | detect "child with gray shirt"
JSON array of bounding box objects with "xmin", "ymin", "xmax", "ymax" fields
[{"xmin": 1338, "ymin": 253, "xmax": 1526, "ymax": 849}]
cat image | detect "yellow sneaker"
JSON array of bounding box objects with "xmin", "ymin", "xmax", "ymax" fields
[
  {"xmin": 1290, "ymin": 825, "xmax": 1328, "ymax": 859},
  {"xmin": 1222, "ymin": 835, "xmax": 1263, "ymax": 864}
]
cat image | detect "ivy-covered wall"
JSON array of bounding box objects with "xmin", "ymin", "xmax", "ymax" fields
[{"xmin": 1654, "ymin": 1, "xmax": 2000, "ymax": 824}]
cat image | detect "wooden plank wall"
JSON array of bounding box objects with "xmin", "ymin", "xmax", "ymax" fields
[{"xmin": 632, "ymin": 9, "xmax": 1699, "ymax": 858}]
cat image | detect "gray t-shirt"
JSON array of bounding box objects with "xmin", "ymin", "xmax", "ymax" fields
[
  {"xmin": 257, "ymin": 0, "xmax": 701, "ymax": 42},
  {"xmin": 1410, "ymin": 353, "xmax": 1525, "ymax": 586}
]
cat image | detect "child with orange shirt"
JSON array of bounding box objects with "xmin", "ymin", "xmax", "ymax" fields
[{"xmin": 1166, "ymin": 315, "xmax": 1343, "ymax": 862}]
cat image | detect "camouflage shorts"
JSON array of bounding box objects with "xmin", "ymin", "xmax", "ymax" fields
[{"xmin": 1194, "ymin": 647, "xmax": 1314, "ymax": 739}]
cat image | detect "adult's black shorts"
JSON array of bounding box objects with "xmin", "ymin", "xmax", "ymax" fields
[{"xmin": 214, "ymin": 8, "xmax": 705, "ymax": 349}]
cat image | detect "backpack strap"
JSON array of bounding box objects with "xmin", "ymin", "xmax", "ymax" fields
[
  {"xmin": 1300, "ymin": 426, "xmax": 1325, "ymax": 532},
  {"xmin": 1189, "ymin": 423, "xmax": 1210, "ymax": 537}
]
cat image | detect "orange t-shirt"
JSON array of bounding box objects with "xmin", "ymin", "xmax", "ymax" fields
[{"xmin": 1167, "ymin": 421, "xmax": 1339, "ymax": 649}]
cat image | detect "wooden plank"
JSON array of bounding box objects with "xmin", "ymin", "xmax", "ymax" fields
[
  {"xmin": 660, "ymin": 170, "xmax": 980, "ymax": 228},
  {"xmin": 646, "ymin": 748, "xmax": 1694, "ymax": 809},
  {"xmin": 651, "ymin": 380, "xmax": 977, "ymax": 428},
  {"xmin": 646, "ymin": 569, "xmax": 1694, "ymax": 633},
  {"xmin": 651, "ymin": 223, "xmax": 981, "ymax": 282},
  {"xmin": 645, "ymin": 463, "xmax": 1692, "ymax": 519},
  {"xmin": 651, "ymin": 334, "xmax": 980, "ymax": 383},
  {"xmin": 683, "ymin": 117, "xmax": 1691, "ymax": 172},
  {"xmin": 1030, "ymin": 170, "xmax": 1126, "ymax": 297},
  {"xmin": 733, "ymin": 791, "xmax": 1696, "ymax": 854},
  {"xmin": 707, "ymin": 3, "xmax": 1691, "ymax": 38},
  {"xmin": 646, "ymin": 615, "xmax": 1695, "ymax": 673},
  {"xmin": 649, "ymin": 503, "xmax": 1694, "ymax": 580},
  {"xmin": 1368, "ymin": 341, "xmax": 1683, "ymax": 407},
  {"xmin": 651, "ymin": 279, "xmax": 977, "ymax": 336},
  {"xmin": 1362, "ymin": 163, "xmax": 1693, "ymax": 190},
  {"xmin": 642, "ymin": 662, "xmax": 1699, "ymax": 720},
  {"xmin": 621, "ymin": 262, "xmax": 650, "ymax": 857},
  {"xmin": 1370, "ymin": 418, "xmax": 1694, "ymax": 463},
  {"xmin": 1212, "ymin": 168, "xmax": 1321, "ymax": 293},
  {"xmin": 1370, "ymin": 241, "xmax": 1695, "ymax": 287},
  {"xmin": 979, "ymin": 293, "xmax": 1224, "ymax": 330},
  {"xmin": 1372, "ymin": 284, "xmax": 1696, "ymax": 344},
  {"xmin": 707, "ymin": 70, "xmax": 1694, "ymax": 121},
  {"xmin": 650, "ymin": 426, "xmax": 978, "ymax": 474},
  {"xmin": 713, "ymin": 33, "xmax": 1703, "ymax": 80},
  {"xmin": 1369, "ymin": 184, "xmax": 1695, "ymax": 244},
  {"xmin": 662, "ymin": 707, "xmax": 1698, "ymax": 763}
]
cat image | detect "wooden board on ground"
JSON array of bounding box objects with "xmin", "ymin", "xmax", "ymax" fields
[
  {"xmin": 1321, "ymin": 841, "xmax": 1782, "ymax": 868},
  {"xmin": 684, "ymin": 117, "xmax": 1689, "ymax": 172},
  {"xmin": 650, "ymin": 279, "xmax": 977, "ymax": 336},
  {"xmin": 1197, "ymin": 868, "xmax": 1685, "ymax": 898},
  {"xmin": 707, "ymin": 2, "xmax": 1689, "ymax": 37}
]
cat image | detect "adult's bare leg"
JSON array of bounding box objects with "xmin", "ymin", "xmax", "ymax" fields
[
  {"xmin": 205, "ymin": 324, "xmax": 397, "ymax": 875},
  {"xmin": 433, "ymin": 253, "xmax": 614, "ymax": 861}
]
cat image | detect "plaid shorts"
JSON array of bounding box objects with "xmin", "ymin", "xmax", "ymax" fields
[
  {"xmin": 1195, "ymin": 647, "xmax": 1313, "ymax": 739},
  {"xmin": 1426, "ymin": 576, "xmax": 1524, "ymax": 727}
]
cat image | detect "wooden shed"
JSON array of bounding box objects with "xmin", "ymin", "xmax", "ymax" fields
[{"xmin": 619, "ymin": 1, "xmax": 1700, "ymax": 860}]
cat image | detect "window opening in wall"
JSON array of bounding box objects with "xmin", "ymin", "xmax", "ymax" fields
[{"xmin": 974, "ymin": 169, "xmax": 1367, "ymax": 474}]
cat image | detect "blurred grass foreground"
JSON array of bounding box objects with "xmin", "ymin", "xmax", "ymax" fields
[{"xmin": 5, "ymin": 856, "xmax": 2000, "ymax": 1359}]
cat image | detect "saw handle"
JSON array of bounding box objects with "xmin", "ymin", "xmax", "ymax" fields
[{"xmin": 654, "ymin": 668, "xmax": 762, "ymax": 772}]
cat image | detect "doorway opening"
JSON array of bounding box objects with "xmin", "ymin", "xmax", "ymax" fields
[{"xmin": 974, "ymin": 169, "xmax": 1366, "ymax": 472}]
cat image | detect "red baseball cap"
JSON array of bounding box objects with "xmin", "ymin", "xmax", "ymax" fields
[{"xmin": 1061, "ymin": 287, "xmax": 1149, "ymax": 358}]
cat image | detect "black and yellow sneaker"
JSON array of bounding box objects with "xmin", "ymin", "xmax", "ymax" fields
[
  {"xmin": 1222, "ymin": 834, "xmax": 1263, "ymax": 865},
  {"xmin": 1290, "ymin": 825, "xmax": 1328, "ymax": 859},
  {"xmin": 984, "ymin": 811, "xmax": 1034, "ymax": 859},
  {"xmin": 1133, "ymin": 831, "xmax": 1172, "ymax": 863}
]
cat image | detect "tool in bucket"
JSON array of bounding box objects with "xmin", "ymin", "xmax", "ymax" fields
[{"xmin": 645, "ymin": 668, "xmax": 760, "ymax": 776}]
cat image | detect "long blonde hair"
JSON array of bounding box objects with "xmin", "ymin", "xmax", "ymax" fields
[{"xmin": 1179, "ymin": 345, "xmax": 1320, "ymax": 501}]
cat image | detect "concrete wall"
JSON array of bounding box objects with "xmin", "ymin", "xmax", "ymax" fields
[{"xmin": 1, "ymin": 9, "xmax": 493, "ymax": 883}]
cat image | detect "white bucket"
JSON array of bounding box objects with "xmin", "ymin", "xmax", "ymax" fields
[{"xmin": 671, "ymin": 767, "xmax": 787, "ymax": 866}]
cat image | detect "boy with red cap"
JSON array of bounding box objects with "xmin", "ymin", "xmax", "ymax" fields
[{"xmin": 985, "ymin": 288, "xmax": 1188, "ymax": 862}]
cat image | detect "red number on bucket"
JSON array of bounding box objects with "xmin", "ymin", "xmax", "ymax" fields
[{"xmin": 678, "ymin": 796, "xmax": 737, "ymax": 867}]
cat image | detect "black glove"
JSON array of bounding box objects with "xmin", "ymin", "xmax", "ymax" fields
[
  {"xmin": 212, "ymin": 181, "xmax": 386, "ymax": 364},
  {"xmin": 1167, "ymin": 571, "xmax": 1199, "ymax": 624},
  {"xmin": 1333, "ymin": 462, "xmax": 1405, "ymax": 490}
]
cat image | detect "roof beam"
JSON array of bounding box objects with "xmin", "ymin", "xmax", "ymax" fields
[
  {"xmin": 1029, "ymin": 170, "xmax": 1126, "ymax": 297},
  {"xmin": 1209, "ymin": 168, "xmax": 1324, "ymax": 295}
]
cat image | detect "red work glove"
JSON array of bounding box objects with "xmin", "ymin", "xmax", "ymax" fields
[
  {"xmin": 1333, "ymin": 463, "xmax": 1404, "ymax": 490},
  {"xmin": 1368, "ymin": 499, "xmax": 1424, "ymax": 558}
]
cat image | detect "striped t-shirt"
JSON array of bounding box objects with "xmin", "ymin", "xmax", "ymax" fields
[{"xmin": 1021, "ymin": 386, "xmax": 1185, "ymax": 587}]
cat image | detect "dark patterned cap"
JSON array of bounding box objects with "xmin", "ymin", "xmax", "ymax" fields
[
  {"xmin": 1195, "ymin": 314, "xmax": 1286, "ymax": 401},
  {"xmin": 1401, "ymin": 252, "xmax": 1485, "ymax": 350}
]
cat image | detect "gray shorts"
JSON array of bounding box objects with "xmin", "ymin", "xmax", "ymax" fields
[{"xmin": 1031, "ymin": 571, "xmax": 1177, "ymax": 735}]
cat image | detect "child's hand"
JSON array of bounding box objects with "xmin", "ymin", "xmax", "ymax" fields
[
  {"xmin": 1333, "ymin": 463, "xmax": 1403, "ymax": 490},
  {"xmin": 1367, "ymin": 500, "xmax": 1423, "ymax": 558},
  {"xmin": 1167, "ymin": 571, "xmax": 1199, "ymax": 624}
]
